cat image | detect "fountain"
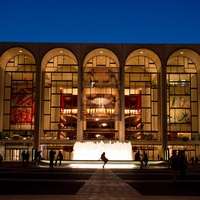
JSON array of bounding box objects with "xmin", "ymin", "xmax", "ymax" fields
[{"xmin": 73, "ymin": 141, "xmax": 133, "ymax": 160}]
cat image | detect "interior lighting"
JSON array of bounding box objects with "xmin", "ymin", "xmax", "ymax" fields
[
  {"xmin": 100, "ymin": 51, "xmax": 103, "ymax": 54},
  {"xmin": 95, "ymin": 134, "xmax": 101, "ymax": 138},
  {"xmin": 101, "ymin": 123, "xmax": 107, "ymax": 127}
]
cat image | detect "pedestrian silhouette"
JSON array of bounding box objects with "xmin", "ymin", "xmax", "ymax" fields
[
  {"xmin": 179, "ymin": 150, "xmax": 187, "ymax": 181},
  {"xmin": 36, "ymin": 150, "xmax": 42, "ymax": 166},
  {"xmin": 49, "ymin": 149, "xmax": 56, "ymax": 168},
  {"xmin": 100, "ymin": 152, "xmax": 108, "ymax": 168},
  {"xmin": 191, "ymin": 157, "xmax": 194, "ymax": 166},
  {"xmin": 25, "ymin": 151, "xmax": 30, "ymax": 167},
  {"xmin": 0, "ymin": 154, "xmax": 3, "ymax": 166},
  {"xmin": 195, "ymin": 156, "xmax": 199, "ymax": 166},
  {"xmin": 135, "ymin": 151, "xmax": 143, "ymax": 169},
  {"xmin": 135, "ymin": 151, "xmax": 140, "ymax": 161},
  {"xmin": 55, "ymin": 151, "xmax": 63, "ymax": 166},
  {"xmin": 169, "ymin": 150, "xmax": 180, "ymax": 182},
  {"xmin": 142, "ymin": 151, "xmax": 148, "ymax": 168},
  {"xmin": 21, "ymin": 150, "xmax": 26, "ymax": 166}
]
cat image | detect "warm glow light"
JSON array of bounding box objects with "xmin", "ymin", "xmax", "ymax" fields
[
  {"xmin": 92, "ymin": 97, "xmax": 110, "ymax": 105},
  {"xmin": 95, "ymin": 134, "xmax": 101, "ymax": 138},
  {"xmin": 69, "ymin": 164, "xmax": 136, "ymax": 169},
  {"xmin": 41, "ymin": 160, "xmax": 165, "ymax": 169},
  {"xmin": 125, "ymin": 109, "xmax": 138, "ymax": 115},
  {"xmin": 101, "ymin": 123, "xmax": 107, "ymax": 127},
  {"xmin": 87, "ymin": 108, "xmax": 114, "ymax": 114},
  {"xmin": 73, "ymin": 141, "xmax": 133, "ymax": 160}
]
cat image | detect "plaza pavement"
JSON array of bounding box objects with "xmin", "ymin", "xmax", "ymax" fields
[{"xmin": 0, "ymin": 161, "xmax": 200, "ymax": 200}]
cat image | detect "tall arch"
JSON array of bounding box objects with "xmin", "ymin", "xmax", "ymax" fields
[
  {"xmin": 41, "ymin": 48, "xmax": 78, "ymax": 143},
  {"xmin": 166, "ymin": 49, "xmax": 200, "ymax": 148},
  {"xmin": 124, "ymin": 48, "xmax": 161, "ymax": 158},
  {"xmin": 0, "ymin": 47, "xmax": 36, "ymax": 160},
  {"xmin": 82, "ymin": 48, "xmax": 120, "ymax": 140}
]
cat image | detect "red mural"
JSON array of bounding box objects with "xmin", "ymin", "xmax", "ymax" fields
[{"xmin": 10, "ymin": 88, "xmax": 35, "ymax": 125}]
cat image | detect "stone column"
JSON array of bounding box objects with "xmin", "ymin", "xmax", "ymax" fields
[
  {"xmin": 160, "ymin": 63, "xmax": 168, "ymax": 159},
  {"xmin": 119, "ymin": 59, "xmax": 125, "ymax": 142},
  {"xmin": 198, "ymin": 71, "xmax": 200, "ymax": 136},
  {"xmin": 77, "ymin": 63, "xmax": 83, "ymax": 142},
  {"xmin": 0, "ymin": 67, "xmax": 4, "ymax": 131},
  {"xmin": 34, "ymin": 64, "xmax": 43, "ymax": 150}
]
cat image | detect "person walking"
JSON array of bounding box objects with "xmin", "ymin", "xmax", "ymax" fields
[
  {"xmin": 49, "ymin": 149, "xmax": 56, "ymax": 168},
  {"xmin": 0, "ymin": 154, "xmax": 3, "ymax": 166},
  {"xmin": 179, "ymin": 150, "xmax": 188, "ymax": 181},
  {"xmin": 55, "ymin": 151, "xmax": 63, "ymax": 166},
  {"xmin": 169, "ymin": 150, "xmax": 180, "ymax": 182},
  {"xmin": 142, "ymin": 151, "xmax": 148, "ymax": 168},
  {"xmin": 21, "ymin": 150, "xmax": 26, "ymax": 166},
  {"xmin": 25, "ymin": 151, "xmax": 30, "ymax": 167},
  {"xmin": 36, "ymin": 150, "xmax": 42, "ymax": 166},
  {"xmin": 100, "ymin": 152, "xmax": 108, "ymax": 168},
  {"xmin": 191, "ymin": 157, "xmax": 194, "ymax": 166},
  {"xmin": 195, "ymin": 156, "xmax": 199, "ymax": 166}
]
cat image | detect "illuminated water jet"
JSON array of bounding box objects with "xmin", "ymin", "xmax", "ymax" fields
[{"xmin": 73, "ymin": 141, "xmax": 132, "ymax": 160}]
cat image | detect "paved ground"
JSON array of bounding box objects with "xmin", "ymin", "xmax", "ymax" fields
[{"xmin": 0, "ymin": 162, "xmax": 200, "ymax": 200}]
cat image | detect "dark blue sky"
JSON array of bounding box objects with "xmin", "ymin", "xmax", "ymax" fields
[{"xmin": 1, "ymin": 0, "xmax": 200, "ymax": 44}]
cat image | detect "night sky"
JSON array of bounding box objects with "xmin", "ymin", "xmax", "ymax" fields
[{"xmin": 1, "ymin": 0, "xmax": 200, "ymax": 44}]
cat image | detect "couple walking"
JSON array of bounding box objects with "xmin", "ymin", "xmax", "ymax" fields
[{"xmin": 135, "ymin": 150, "xmax": 148, "ymax": 169}]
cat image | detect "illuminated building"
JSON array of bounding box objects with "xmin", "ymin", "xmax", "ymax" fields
[{"xmin": 0, "ymin": 42, "xmax": 200, "ymax": 161}]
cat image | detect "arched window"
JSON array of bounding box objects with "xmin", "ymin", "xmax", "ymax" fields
[
  {"xmin": 42, "ymin": 48, "xmax": 78, "ymax": 140},
  {"xmin": 125, "ymin": 49, "xmax": 160, "ymax": 141},
  {"xmin": 82, "ymin": 49, "xmax": 120, "ymax": 140},
  {"xmin": 3, "ymin": 48, "xmax": 36, "ymax": 139},
  {"xmin": 167, "ymin": 49, "xmax": 199, "ymax": 141}
]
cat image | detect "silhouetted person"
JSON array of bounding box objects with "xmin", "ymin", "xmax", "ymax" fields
[
  {"xmin": 179, "ymin": 150, "xmax": 188, "ymax": 181},
  {"xmin": 0, "ymin": 154, "xmax": 3, "ymax": 166},
  {"xmin": 49, "ymin": 149, "xmax": 56, "ymax": 168},
  {"xmin": 169, "ymin": 150, "xmax": 180, "ymax": 182},
  {"xmin": 55, "ymin": 151, "xmax": 63, "ymax": 166},
  {"xmin": 135, "ymin": 151, "xmax": 140, "ymax": 161},
  {"xmin": 142, "ymin": 151, "xmax": 148, "ymax": 168},
  {"xmin": 25, "ymin": 151, "xmax": 30, "ymax": 167},
  {"xmin": 100, "ymin": 152, "xmax": 108, "ymax": 168},
  {"xmin": 191, "ymin": 157, "xmax": 194, "ymax": 166},
  {"xmin": 135, "ymin": 151, "xmax": 143, "ymax": 169},
  {"xmin": 36, "ymin": 150, "xmax": 42, "ymax": 166},
  {"xmin": 22, "ymin": 150, "xmax": 26, "ymax": 166},
  {"xmin": 195, "ymin": 156, "xmax": 199, "ymax": 166}
]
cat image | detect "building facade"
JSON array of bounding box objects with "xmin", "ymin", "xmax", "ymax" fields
[{"xmin": 0, "ymin": 42, "xmax": 200, "ymax": 161}]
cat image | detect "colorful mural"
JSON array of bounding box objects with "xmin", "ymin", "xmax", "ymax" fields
[
  {"xmin": 170, "ymin": 96, "xmax": 190, "ymax": 108},
  {"xmin": 168, "ymin": 96, "xmax": 191, "ymax": 123},
  {"xmin": 11, "ymin": 88, "xmax": 35, "ymax": 125}
]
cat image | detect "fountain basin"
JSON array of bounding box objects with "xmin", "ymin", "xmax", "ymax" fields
[{"xmin": 73, "ymin": 141, "xmax": 133, "ymax": 160}]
